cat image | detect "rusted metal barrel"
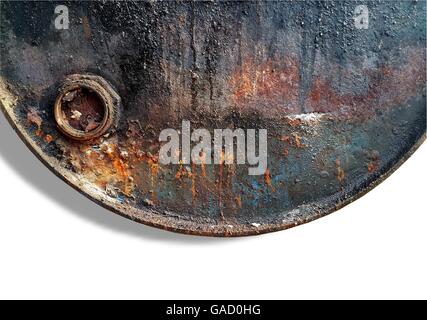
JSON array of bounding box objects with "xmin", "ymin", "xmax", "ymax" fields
[{"xmin": 0, "ymin": 1, "xmax": 425, "ymax": 236}]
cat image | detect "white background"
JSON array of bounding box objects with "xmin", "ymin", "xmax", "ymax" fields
[{"xmin": 0, "ymin": 112, "xmax": 426, "ymax": 300}]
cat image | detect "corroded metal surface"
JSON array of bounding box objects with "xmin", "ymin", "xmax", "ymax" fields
[{"xmin": 0, "ymin": 1, "xmax": 425, "ymax": 236}]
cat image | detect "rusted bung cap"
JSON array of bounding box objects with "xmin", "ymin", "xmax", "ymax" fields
[{"xmin": 54, "ymin": 74, "xmax": 120, "ymax": 141}]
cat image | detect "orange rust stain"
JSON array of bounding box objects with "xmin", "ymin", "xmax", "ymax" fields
[
  {"xmin": 264, "ymin": 169, "xmax": 275, "ymax": 192},
  {"xmin": 281, "ymin": 134, "xmax": 304, "ymax": 149},
  {"xmin": 336, "ymin": 159, "xmax": 345, "ymax": 183},
  {"xmin": 175, "ymin": 167, "xmax": 184, "ymax": 180},
  {"xmin": 175, "ymin": 161, "xmax": 192, "ymax": 180},
  {"xmin": 82, "ymin": 16, "xmax": 92, "ymax": 40},
  {"xmin": 44, "ymin": 134, "xmax": 53, "ymax": 144},
  {"xmin": 287, "ymin": 118, "xmax": 302, "ymax": 128},
  {"xmin": 219, "ymin": 150, "xmax": 226, "ymax": 165},
  {"xmin": 292, "ymin": 133, "xmax": 304, "ymax": 148},
  {"xmin": 175, "ymin": 168, "xmax": 183, "ymax": 180},
  {"xmin": 229, "ymin": 56, "xmax": 301, "ymax": 114},
  {"xmin": 230, "ymin": 48, "xmax": 425, "ymax": 119},
  {"xmin": 113, "ymin": 158, "xmax": 127, "ymax": 178},
  {"xmin": 66, "ymin": 141, "xmax": 136, "ymax": 198},
  {"xmin": 232, "ymin": 63, "xmax": 254, "ymax": 101},
  {"xmin": 147, "ymin": 155, "xmax": 159, "ymax": 200},
  {"xmin": 367, "ymin": 161, "xmax": 379, "ymax": 173},
  {"xmin": 235, "ymin": 195, "xmax": 242, "ymax": 209},
  {"xmin": 191, "ymin": 162, "xmax": 197, "ymax": 202},
  {"xmin": 283, "ymin": 147, "xmax": 289, "ymax": 157},
  {"xmin": 307, "ymin": 77, "xmax": 342, "ymax": 110},
  {"xmin": 305, "ymin": 48, "xmax": 426, "ymax": 118},
  {"xmin": 280, "ymin": 135, "xmax": 290, "ymax": 143},
  {"xmin": 200, "ymin": 152, "xmax": 207, "ymax": 177},
  {"xmin": 337, "ymin": 167, "xmax": 345, "ymax": 183},
  {"xmin": 89, "ymin": 133, "xmax": 162, "ymax": 200}
]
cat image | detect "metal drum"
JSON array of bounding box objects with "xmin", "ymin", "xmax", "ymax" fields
[{"xmin": 0, "ymin": 1, "xmax": 425, "ymax": 236}]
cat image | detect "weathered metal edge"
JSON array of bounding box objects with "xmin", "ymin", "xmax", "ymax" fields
[{"xmin": 1, "ymin": 95, "xmax": 425, "ymax": 237}]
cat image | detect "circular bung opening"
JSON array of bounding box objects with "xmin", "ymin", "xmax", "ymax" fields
[
  {"xmin": 54, "ymin": 74, "xmax": 120, "ymax": 141},
  {"xmin": 61, "ymin": 88, "xmax": 105, "ymax": 133}
]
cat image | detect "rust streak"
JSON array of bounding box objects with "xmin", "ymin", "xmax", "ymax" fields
[{"xmin": 82, "ymin": 16, "xmax": 92, "ymax": 40}]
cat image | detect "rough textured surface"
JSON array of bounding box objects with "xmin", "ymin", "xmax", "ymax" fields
[{"xmin": 0, "ymin": 1, "xmax": 425, "ymax": 236}]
